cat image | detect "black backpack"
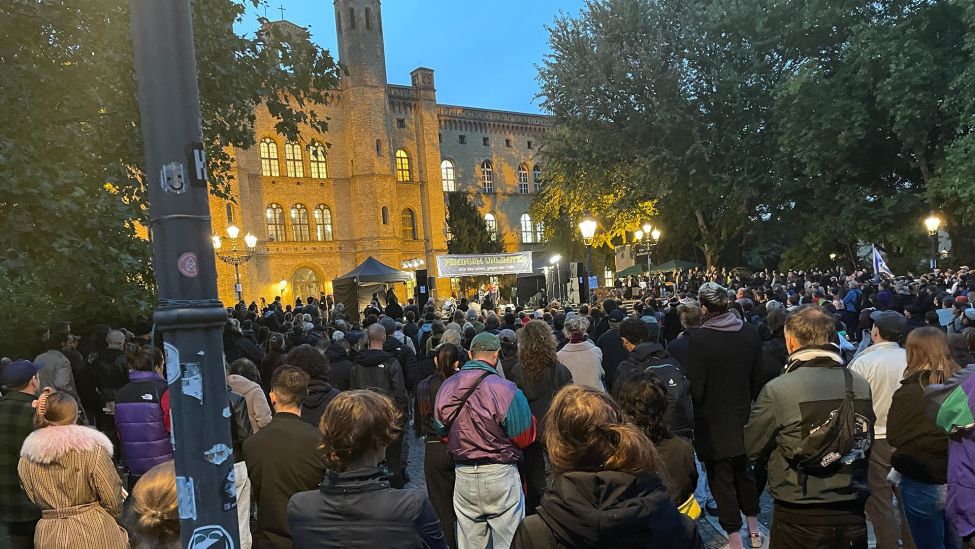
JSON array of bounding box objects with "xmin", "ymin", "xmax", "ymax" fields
[{"xmin": 791, "ymin": 367, "xmax": 863, "ymax": 492}]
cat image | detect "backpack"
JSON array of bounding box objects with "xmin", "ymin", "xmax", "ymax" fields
[
  {"xmin": 791, "ymin": 367, "xmax": 867, "ymax": 492},
  {"xmin": 351, "ymin": 357, "xmax": 404, "ymax": 410}
]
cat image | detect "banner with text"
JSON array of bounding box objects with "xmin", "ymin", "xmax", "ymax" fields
[{"xmin": 437, "ymin": 252, "xmax": 534, "ymax": 277}]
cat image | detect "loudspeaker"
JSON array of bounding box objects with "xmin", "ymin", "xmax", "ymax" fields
[
  {"xmin": 568, "ymin": 262, "xmax": 589, "ymax": 304},
  {"xmin": 415, "ymin": 269, "xmax": 429, "ymax": 311}
]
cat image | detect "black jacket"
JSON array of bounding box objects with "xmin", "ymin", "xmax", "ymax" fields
[
  {"xmin": 665, "ymin": 328, "xmax": 697, "ymax": 370},
  {"xmin": 325, "ymin": 343, "xmax": 354, "ymax": 391},
  {"xmin": 244, "ymin": 413, "xmax": 325, "ymax": 549},
  {"xmin": 384, "ymin": 337, "xmax": 420, "ymax": 391},
  {"xmin": 508, "ymin": 362, "xmax": 573, "ymax": 437},
  {"xmin": 760, "ymin": 332, "xmax": 788, "ymax": 388},
  {"xmin": 888, "ymin": 374, "xmax": 949, "ymax": 484},
  {"xmin": 94, "ymin": 347, "xmax": 128, "ymax": 404},
  {"xmin": 300, "ymin": 379, "xmax": 341, "ymax": 429},
  {"xmin": 260, "ymin": 350, "xmax": 287, "ymax": 393},
  {"xmin": 350, "ymin": 349, "xmax": 408, "ymax": 412},
  {"xmin": 229, "ymin": 389, "xmax": 253, "ymax": 463},
  {"xmin": 288, "ymin": 468, "xmax": 447, "ymax": 549},
  {"xmin": 596, "ymin": 328, "xmax": 628, "ymax": 389},
  {"xmin": 225, "ymin": 331, "xmax": 265, "ymax": 365},
  {"xmin": 512, "ymin": 471, "xmax": 701, "ymax": 549},
  {"xmin": 685, "ymin": 319, "xmax": 764, "ymax": 460},
  {"xmin": 612, "ymin": 343, "xmax": 694, "ymax": 440}
]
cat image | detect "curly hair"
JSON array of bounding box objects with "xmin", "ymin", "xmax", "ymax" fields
[
  {"xmin": 517, "ymin": 320, "xmax": 558, "ymax": 380},
  {"xmin": 285, "ymin": 344, "xmax": 330, "ymax": 382},
  {"xmin": 319, "ymin": 390, "xmax": 402, "ymax": 471},
  {"xmin": 613, "ymin": 372, "xmax": 671, "ymax": 443}
]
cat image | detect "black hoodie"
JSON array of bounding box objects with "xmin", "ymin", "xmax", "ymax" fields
[
  {"xmin": 300, "ymin": 378, "xmax": 340, "ymax": 429},
  {"xmin": 350, "ymin": 348, "xmax": 408, "ymax": 412},
  {"xmin": 513, "ymin": 471, "xmax": 701, "ymax": 548},
  {"xmin": 325, "ymin": 343, "xmax": 354, "ymax": 391}
]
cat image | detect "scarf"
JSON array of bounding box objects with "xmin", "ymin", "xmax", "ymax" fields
[
  {"xmin": 701, "ymin": 311, "xmax": 743, "ymax": 332},
  {"xmin": 569, "ymin": 332, "xmax": 587, "ymax": 344},
  {"xmin": 784, "ymin": 344, "xmax": 844, "ymax": 373}
]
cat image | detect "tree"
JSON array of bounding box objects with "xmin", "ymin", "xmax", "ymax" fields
[
  {"xmin": 446, "ymin": 193, "xmax": 503, "ymax": 255},
  {"xmin": 0, "ymin": 0, "xmax": 340, "ymax": 356},
  {"xmin": 536, "ymin": 0, "xmax": 784, "ymax": 268}
]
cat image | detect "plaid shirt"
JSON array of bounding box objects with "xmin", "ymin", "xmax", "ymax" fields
[{"xmin": 0, "ymin": 390, "xmax": 39, "ymax": 523}]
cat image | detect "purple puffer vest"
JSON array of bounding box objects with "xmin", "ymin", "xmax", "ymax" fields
[{"xmin": 114, "ymin": 370, "xmax": 172, "ymax": 476}]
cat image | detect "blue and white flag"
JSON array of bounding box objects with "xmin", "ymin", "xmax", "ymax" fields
[{"xmin": 872, "ymin": 244, "xmax": 895, "ymax": 278}]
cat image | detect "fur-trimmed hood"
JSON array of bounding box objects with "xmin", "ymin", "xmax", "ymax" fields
[{"xmin": 20, "ymin": 424, "xmax": 113, "ymax": 464}]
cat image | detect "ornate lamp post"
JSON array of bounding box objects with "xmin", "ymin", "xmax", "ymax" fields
[
  {"xmin": 924, "ymin": 213, "xmax": 942, "ymax": 271},
  {"xmin": 212, "ymin": 225, "xmax": 257, "ymax": 303},
  {"xmin": 634, "ymin": 224, "xmax": 662, "ymax": 273},
  {"xmin": 578, "ymin": 216, "xmax": 597, "ymax": 304}
]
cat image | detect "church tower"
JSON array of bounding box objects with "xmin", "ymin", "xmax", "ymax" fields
[{"xmin": 334, "ymin": 0, "xmax": 387, "ymax": 87}]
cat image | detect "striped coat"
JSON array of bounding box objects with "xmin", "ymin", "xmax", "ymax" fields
[{"xmin": 18, "ymin": 424, "xmax": 128, "ymax": 548}]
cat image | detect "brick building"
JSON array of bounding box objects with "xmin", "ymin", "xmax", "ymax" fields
[{"xmin": 210, "ymin": 0, "xmax": 551, "ymax": 305}]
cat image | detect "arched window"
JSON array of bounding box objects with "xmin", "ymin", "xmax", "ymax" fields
[
  {"xmin": 314, "ymin": 204, "xmax": 334, "ymax": 242},
  {"xmin": 225, "ymin": 203, "xmax": 235, "ymax": 225},
  {"xmin": 532, "ymin": 165, "xmax": 543, "ymax": 192},
  {"xmin": 518, "ymin": 164, "xmax": 529, "ymax": 194},
  {"xmin": 401, "ymin": 208, "xmax": 418, "ymax": 240},
  {"xmin": 365, "ymin": 7, "xmax": 372, "ymax": 30},
  {"xmin": 284, "ymin": 142, "xmax": 304, "ymax": 178},
  {"xmin": 535, "ymin": 220, "xmax": 545, "ymax": 243},
  {"xmin": 348, "ymin": 7, "xmax": 356, "ymax": 29},
  {"xmin": 309, "ymin": 144, "xmax": 327, "ymax": 179},
  {"xmin": 440, "ymin": 159, "xmax": 456, "ymax": 192},
  {"xmin": 381, "ymin": 206, "xmax": 389, "ymax": 225},
  {"xmin": 259, "ymin": 138, "xmax": 280, "ymax": 176},
  {"xmin": 484, "ymin": 213, "xmax": 498, "ymax": 242},
  {"xmin": 290, "ymin": 204, "xmax": 310, "ymax": 241},
  {"xmin": 375, "ymin": 139, "xmax": 382, "ymax": 156},
  {"xmin": 481, "ymin": 160, "xmax": 494, "ymax": 193},
  {"xmin": 395, "ymin": 149, "xmax": 412, "ymax": 182},
  {"xmin": 265, "ymin": 203, "xmax": 285, "ymax": 241},
  {"xmin": 520, "ymin": 213, "xmax": 534, "ymax": 243},
  {"xmin": 292, "ymin": 268, "xmax": 321, "ymax": 303}
]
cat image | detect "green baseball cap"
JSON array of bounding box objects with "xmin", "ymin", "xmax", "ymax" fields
[{"xmin": 469, "ymin": 332, "xmax": 501, "ymax": 352}]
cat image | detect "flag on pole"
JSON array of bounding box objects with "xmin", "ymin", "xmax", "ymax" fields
[{"xmin": 872, "ymin": 244, "xmax": 895, "ymax": 278}]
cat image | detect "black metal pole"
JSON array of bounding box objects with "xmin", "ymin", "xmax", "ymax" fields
[
  {"xmin": 234, "ymin": 262, "xmax": 242, "ymax": 303},
  {"xmin": 931, "ymin": 233, "xmax": 939, "ymax": 271},
  {"xmin": 128, "ymin": 0, "xmax": 240, "ymax": 546}
]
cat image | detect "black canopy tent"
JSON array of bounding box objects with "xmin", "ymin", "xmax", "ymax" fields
[{"xmin": 332, "ymin": 256, "xmax": 412, "ymax": 325}]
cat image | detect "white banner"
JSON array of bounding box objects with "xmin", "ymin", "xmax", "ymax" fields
[{"xmin": 437, "ymin": 252, "xmax": 534, "ymax": 277}]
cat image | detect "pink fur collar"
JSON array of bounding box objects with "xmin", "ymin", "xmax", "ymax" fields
[{"xmin": 20, "ymin": 424, "xmax": 113, "ymax": 464}]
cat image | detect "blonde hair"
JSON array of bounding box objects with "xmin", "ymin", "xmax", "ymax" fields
[
  {"xmin": 127, "ymin": 461, "xmax": 179, "ymax": 549},
  {"xmin": 544, "ymin": 385, "xmax": 660, "ymax": 476},
  {"xmin": 34, "ymin": 388, "xmax": 78, "ymax": 428},
  {"xmin": 905, "ymin": 327, "xmax": 960, "ymax": 386}
]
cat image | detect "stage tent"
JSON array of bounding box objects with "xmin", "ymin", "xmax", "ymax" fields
[{"xmin": 332, "ymin": 256, "xmax": 412, "ymax": 325}]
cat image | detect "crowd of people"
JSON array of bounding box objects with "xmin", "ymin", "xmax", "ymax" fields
[{"xmin": 2, "ymin": 265, "xmax": 975, "ymax": 548}]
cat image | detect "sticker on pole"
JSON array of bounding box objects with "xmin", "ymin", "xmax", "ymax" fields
[
  {"xmin": 163, "ymin": 342, "xmax": 180, "ymax": 385},
  {"xmin": 175, "ymin": 476, "xmax": 197, "ymax": 520},
  {"xmin": 181, "ymin": 362, "xmax": 203, "ymax": 403},
  {"xmin": 178, "ymin": 252, "xmax": 199, "ymax": 278},
  {"xmin": 189, "ymin": 525, "xmax": 235, "ymax": 549}
]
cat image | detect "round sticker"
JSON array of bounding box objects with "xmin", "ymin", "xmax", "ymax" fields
[{"xmin": 177, "ymin": 252, "xmax": 199, "ymax": 278}]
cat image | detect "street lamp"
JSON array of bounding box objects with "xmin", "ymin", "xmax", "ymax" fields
[
  {"xmin": 634, "ymin": 224, "xmax": 662, "ymax": 273},
  {"xmin": 578, "ymin": 216, "xmax": 598, "ymax": 304},
  {"xmin": 550, "ymin": 254, "xmax": 562, "ymax": 302},
  {"xmin": 213, "ymin": 225, "xmax": 258, "ymax": 303},
  {"xmin": 924, "ymin": 213, "xmax": 942, "ymax": 271}
]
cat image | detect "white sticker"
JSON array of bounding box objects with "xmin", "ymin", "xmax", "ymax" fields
[
  {"xmin": 222, "ymin": 406, "xmax": 231, "ymax": 418},
  {"xmin": 203, "ymin": 443, "xmax": 232, "ymax": 465},
  {"xmin": 188, "ymin": 525, "xmax": 235, "ymax": 549},
  {"xmin": 176, "ymin": 476, "xmax": 197, "ymax": 520},
  {"xmin": 163, "ymin": 342, "xmax": 180, "ymax": 385},
  {"xmin": 181, "ymin": 362, "xmax": 203, "ymax": 402}
]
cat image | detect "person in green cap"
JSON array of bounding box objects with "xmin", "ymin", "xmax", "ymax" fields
[{"xmin": 434, "ymin": 331, "xmax": 535, "ymax": 549}]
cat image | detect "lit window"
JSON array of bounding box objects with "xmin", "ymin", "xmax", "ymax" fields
[
  {"xmin": 401, "ymin": 208, "xmax": 417, "ymax": 240},
  {"xmin": 535, "ymin": 220, "xmax": 545, "ymax": 243},
  {"xmin": 485, "ymin": 213, "xmax": 497, "ymax": 242},
  {"xmin": 604, "ymin": 267, "xmax": 614, "ymax": 288},
  {"xmin": 309, "ymin": 144, "xmax": 327, "ymax": 179},
  {"xmin": 314, "ymin": 204, "xmax": 333, "ymax": 241},
  {"xmin": 533, "ymin": 165, "xmax": 543, "ymax": 192},
  {"xmin": 481, "ymin": 160, "xmax": 493, "ymax": 193},
  {"xmin": 441, "ymin": 160, "xmax": 456, "ymax": 192},
  {"xmin": 520, "ymin": 213, "xmax": 534, "ymax": 244},
  {"xmin": 265, "ymin": 203, "xmax": 285, "ymax": 241},
  {"xmin": 285, "ymin": 142, "xmax": 304, "ymax": 178},
  {"xmin": 395, "ymin": 149, "xmax": 411, "ymax": 182},
  {"xmin": 290, "ymin": 204, "xmax": 310, "ymax": 241},
  {"xmin": 259, "ymin": 138, "xmax": 280, "ymax": 177},
  {"xmin": 518, "ymin": 165, "xmax": 529, "ymax": 194}
]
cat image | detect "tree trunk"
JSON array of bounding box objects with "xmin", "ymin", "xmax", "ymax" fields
[{"xmin": 695, "ymin": 209, "xmax": 719, "ymax": 268}]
